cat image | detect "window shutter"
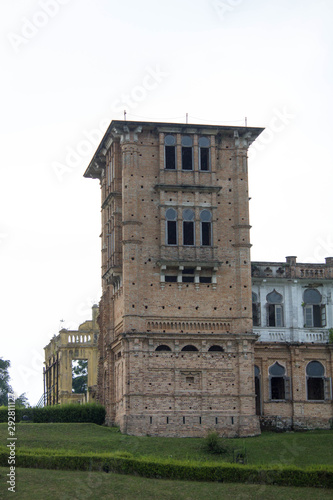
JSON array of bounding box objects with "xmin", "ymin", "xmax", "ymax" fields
[
  {"xmin": 305, "ymin": 306, "xmax": 313, "ymax": 328},
  {"xmin": 321, "ymin": 305, "xmax": 327, "ymax": 327},
  {"xmin": 276, "ymin": 305, "xmax": 283, "ymax": 327},
  {"xmin": 324, "ymin": 377, "xmax": 332, "ymax": 400},
  {"xmin": 284, "ymin": 376, "xmax": 291, "ymax": 400}
]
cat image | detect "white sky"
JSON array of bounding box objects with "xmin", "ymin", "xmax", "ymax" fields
[{"xmin": 1, "ymin": 0, "xmax": 332, "ymax": 405}]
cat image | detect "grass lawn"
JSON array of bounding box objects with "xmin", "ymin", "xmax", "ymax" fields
[
  {"xmin": 0, "ymin": 423, "xmax": 332, "ymax": 468},
  {"xmin": 1, "ymin": 467, "xmax": 333, "ymax": 500}
]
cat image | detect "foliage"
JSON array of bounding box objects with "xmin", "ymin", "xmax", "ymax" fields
[
  {"xmin": 0, "ymin": 403, "xmax": 105, "ymax": 425},
  {"xmin": 0, "ymin": 357, "xmax": 30, "ymax": 407},
  {"xmin": 203, "ymin": 431, "xmax": 229, "ymax": 455},
  {"xmin": 1, "ymin": 424, "xmax": 333, "ymax": 468},
  {"xmin": 0, "ymin": 446, "xmax": 332, "ymax": 488},
  {"xmin": 329, "ymin": 329, "xmax": 333, "ymax": 344},
  {"xmin": 72, "ymin": 359, "xmax": 88, "ymax": 394},
  {"xmin": 0, "ymin": 358, "xmax": 13, "ymax": 406}
]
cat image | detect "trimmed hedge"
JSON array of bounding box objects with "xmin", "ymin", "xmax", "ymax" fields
[
  {"xmin": 0, "ymin": 404, "xmax": 105, "ymax": 425},
  {"xmin": 0, "ymin": 447, "xmax": 332, "ymax": 488}
]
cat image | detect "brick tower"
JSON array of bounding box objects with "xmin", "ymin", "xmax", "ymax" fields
[{"xmin": 84, "ymin": 120, "xmax": 264, "ymax": 437}]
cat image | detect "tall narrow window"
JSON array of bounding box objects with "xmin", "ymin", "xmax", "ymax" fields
[
  {"xmin": 303, "ymin": 289, "xmax": 326, "ymax": 327},
  {"xmin": 306, "ymin": 361, "xmax": 325, "ymax": 400},
  {"xmin": 165, "ymin": 135, "xmax": 176, "ymax": 170},
  {"xmin": 269, "ymin": 362, "xmax": 289, "ymax": 400},
  {"xmin": 200, "ymin": 210, "xmax": 212, "ymax": 246},
  {"xmin": 165, "ymin": 208, "xmax": 177, "ymax": 245},
  {"xmin": 183, "ymin": 209, "xmax": 195, "ymax": 246},
  {"xmin": 266, "ymin": 290, "xmax": 283, "ymax": 327},
  {"xmin": 199, "ymin": 137, "xmax": 210, "ymax": 171},
  {"xmin": 181, "ymin": 136, "xmax": 193, "ymax": 170},
  {"xmin": 252, "ymin": 292, "xmax": 261, "ymax": 326}
]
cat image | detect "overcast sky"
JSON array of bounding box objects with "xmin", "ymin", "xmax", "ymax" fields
[{"xmin": 1, "ymin": 0, "xmax": 332, "ymax": 405}]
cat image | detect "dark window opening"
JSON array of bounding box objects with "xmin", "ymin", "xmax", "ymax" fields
[
  {"xmin": 165, "ymin": 275, "xmax": 177, "ymax": 282},
  {"xmin": 208, "ymin": 345, "xmax": 224, "ymax": 352},
  {"xmin": 268, "ymin": 304, "xmax": 283, "ymax": 327},
  {"xmin": 201, "ymin": 222, "xmax": 211, "ymax": 246},
  {"xmin": 183, "ymin": 221, "xmax": 194, "ymax": 245},
  {"xmin": 186, "ymin": 376, "xmax": 194, "ymax": 383},
  {"xmin": 155, "ymin": 345, "xmax": 171, "ymax": 352},
  {"xmin": 306, "ymin": 361, "xmax": 325, "ymax": 400},
  {"xmin": 165, "ymin": 146, "xmax": 176, "ymax": 169},
  {"xmin": 271, "ymin": 377, "xmax": 285, "ymax": 400},
  {"xmin": 181, "ymin": 345, "xmax": 198, "ymax": 352},
  {"xmin": 183, "ymin": 268, "xmax": 195, "ymax": 274},
  {"xmin": 167, "ymin": 221, "xmax": 177, "ymax": 245},
  {"xmin": 182, "ymin": 276, "xmax": 194, "ymax": 283},
  {"xmin": 200, "ymin": 148, "xmax": 209, "ymax": 171},
  {"xmin": 307, "ymin": 378, "xmax": 324, "ymax": 400},
  {"xmin": 200, "ymin": 276, "xmax": 212, "ymax": 283},
  {"xmin": 182, "ymin": 147, "xmax": 193, "ymax": 170}
]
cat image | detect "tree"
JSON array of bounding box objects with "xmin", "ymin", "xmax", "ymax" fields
[
  {"xmin": 72, "ymin": 360, "xmax": 88, "ymax": 394},
  {"xmin": 0, "ymin": 358, "xmax": 13, "ymax": 406},
  {"xmin": 0, "ymin": 358, "xmax": 30, "ymax": 407}
]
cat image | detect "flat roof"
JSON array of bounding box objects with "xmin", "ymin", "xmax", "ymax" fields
[{"xmin": 84, "ymin": 119, "xmax": 264, "ymax": 179}]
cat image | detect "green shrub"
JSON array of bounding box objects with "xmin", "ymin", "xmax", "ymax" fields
[
  {"xmin": 0, "ymin": 404, "xmax": 105, "ymax": 425},
  {"xmin": 203, "ymin": 431, "xmax": 229, "ymax": 455},
  {"xmin": 0, "ymin": 447, "xmax": 332, "ymax": 488}
]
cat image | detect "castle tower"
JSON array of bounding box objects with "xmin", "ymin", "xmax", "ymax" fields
[{"xmin": 84, "ymin": 120, "xmax": 264, "ymax": 437}]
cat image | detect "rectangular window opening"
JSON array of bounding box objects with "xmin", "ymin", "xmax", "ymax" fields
[
  {"xmin": 167, "ymin": 221, "xmax": 177, "ymax": 245},
  {"xmin": 165, "ymin": 146, "xmax": 176, "ymax": 170},
  {"xmin": 165, "ymin": 275, "xmax": 177, "ymax": 283},
  {"xmin": 271, "ymin": 377, "xmax": 285, "ymax": 400},
  {"xmin": 199, "ymin": 276, "xmax": 212, "ymax": 283},
  {"xmin": 182, "ymin": 147, "xmax": 193, "ymax": 170},
  {"xmin": 201, "ymin": 222, "xmax": 211, "ymax": 246},
  {"xmin": 182, "ymin": 276, "xmax": 194, "ymax": 283},
  {"xmin": 183, "ymin": 221, "xmax": 194, "ymax": 245},
  {"xmin": 200, "ymin": 148, "xmax": 210, "ymax": 171}
]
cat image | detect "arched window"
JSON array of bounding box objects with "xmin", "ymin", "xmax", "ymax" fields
[
  {"xmin": 155, "ymin": 345, "xmax": 172, "ymax": 352},
  {"xmin": 252, "ymin": 292, "xmax": 261, "ymax": 327},
  {"xmin": 181, "ymin": 345, "xmax": 198, "ymax": 352},
  {"xmin": 165, "ymin": 208, "xmax": 177, "ymax": 245},
  {"xmin": 200, "ymin": 210, "xmax": 212, "ymax": 246},
  {"xmin": 181, "ymin": 136, "xmax": 193, "ymax": 170},
  {"xmin": 303, "ymin": 289, "xmax": 326, "ymax": 328},
  {"xmin": 266, "ymin": 290, "xmax": 283, "ymax": 327},
  {"xmin": 183, "ymin": 209, "xmax": 195, "ymax": 246},
  {"xmin": 208, "ymin": 345, "xmax": 224, "ymax": 352},
  {"xmin": 306, "ymin": 361, "xmax": 325, "ymax": 400},
  {"xmin": 165, "ymin": 135, "xmax": 176, "ymax": 170},
  {"xmin": 199, "ymin": 137, "xmax": 210, "ymax": 171},
  {"xmin": 269, "ymin": 362, "xmax": 290, "ymax": 400}
]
